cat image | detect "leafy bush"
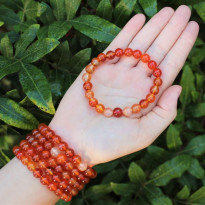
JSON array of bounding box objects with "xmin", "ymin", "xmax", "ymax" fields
[{"xmin": 0, "ymin": 0, "xmax": 204, "ymax": 204}]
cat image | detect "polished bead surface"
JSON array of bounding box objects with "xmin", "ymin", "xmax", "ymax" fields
[
  {"xmin": 48, "ymin": 157, "xmax": 57, "ymax": 167},
  {"xmin": 71, "ymin": 169, "xmax": 80, "ymax": 177},
  {"xmin": 52, "ymin": 135, "xmax": 61, "ymax": 144},
  {"xmin": 31, "ymin": 140, "xmax": 38, "ymax": 147},
  {"xmin": 82, "ymin": 73, "xmax": 91, "ymax": 82},
  {"xmin": 124, "ymin": 48, "xmax": 133, "ymax": 56},
  {"xmin": 13, "ymin": 146, "xmax": 20, "ymax": 155},
  {"xmin": 39, "ymin": 135, "xmax": 46, "ymax": 144},
  {"xmin": 153, "ymin": 68, "xmax": 162, "ymax": 77},
  {"xmin": 133, "ymin": 50, "xmax": 142, "ymax": 59},
  {"xmin": 106, "ymin": 51, "xmax": 115, "ymax": 59},
  {"xmin": 69, "ymin": 177, "xmax": 77, "ymax": 185},
  {"xmin": 115, "ymin": 48, "xmax": 124, "ymax": 57},
  {"xmin": 33, "ymin": 168, "xmax": 42, "ymax": 178},
  {"xmin": 123, "ymin": 107, "xmax": 132, "ymax": 117},
  {"xmin": 148, "ymin": 60, "xmax": 157, "ymax": 70},
  {"xmin": 104, "ymin": 108, "xmax": 113, "ymax": 117},
  {"xmin": 131, "ymin": 104, "xmax": 141, "ymax": 113},
  {"xmin": 85, "ymin": 64, "xmax": 95, "ymax": 74},
  {"xmin": 62, "ymin": 171, "xmax": 71, "ymax": 180},
  {"xmin": 50, "ymin": 147, "xmax": 60, "ymax": 157},
  {"xmin": 42, "ymin": 150, "xmax": 50, "ymax": 159},
  {"xmin": 56, "ymin": 153, "xmax": 67, "ymax": 164},
  {"xmin": 73, "ymin": 155, "xmax": 81, "ymax": 164},
  {"xmin": 40, "ymin": 175, "xmax": 52, "ymax": 185},
  {"xmin": 64, "ymin": 162, "xmax": 74, "ymax": 170},
  {"xmin": 27, "ymin": 147, "xmax": 35, "ymax": 156},
  {"xmin": 39, "ymin": 160, "xmax": 48, "ymax": 168},
  {"xmin": 89, "ymin": 98, "xmax": 98, "ymax": 107},
  {"xmin": 146, "ymin": 93, "xmax": 155, "ymax": 103},
  {"xmin": 55, "ymin": 165, "xmax": 63, "ymax": 173},
  {"xmin": 59, "ymin": 180, "xmax": 69, "ymax": 189},
  {"xmin": 65, "ymin": 148, "xmax": 74, "ymax": 157},
  {"xmin": 140, "ymin": 100, "xmax": 149, "ymax": 109},
  {"xmin": 150, "ymin": 85, "xmax": 159, "ymax": 95},
  {"xmin": 44, "ymin": 141, "xmax": 53, "ymax": 150},
  {"xmin": 95, "ymin": 104, "xmax": 105, "ymax": 113},
  {"xmin": 97, "ymin": 53, "xmax": 106, "ymax": 62},
  {"xmin": 48, "ymin": 183, "xmax": 58, "ymax": 191},
  {"xmin": 55, "ymin": 188, "xmax": 63, "ymax": 196},
  {"xmin": 91, "ymin": 57, "xmax": 100, "ymax": 66},
  {"xmin": 78, "ymin": 162, "xmax": 88, "ymax": 171},
  {"xmin": 154, "ymin": 77, "xmax": 163, "ymax": 86},
  {"xmin": 53, "ymin": 174, "xmax": 62, "ymax": 183},
  {"xmin": 59, "ymin": 142, "xmax": 68, "ymax": 151},
  {"xmin": 32, "ymin": 154, "xmax": 40, "ymax": 162},
  {"xmin": 36, "ymin": 144, "xmax": 44, "ymax": 153},
  {"xmin": 113, "ymin": 108, "xmax": 123, "ymax": 118},
  {"xmin": 141, "ymin": 53, "xmax": 150, "ymax": 63},
  {"xmin": 85, "ymin": 90, "xmax": 94, "ymax": 99},
  {"xmin": 83, "ymin": 82, "xmax": 92, "ymax": 90}
]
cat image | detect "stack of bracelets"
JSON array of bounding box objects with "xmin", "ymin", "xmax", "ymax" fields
[{"xmin": 12, "ymin": 123, "xmax": 97, "ymax": 202}]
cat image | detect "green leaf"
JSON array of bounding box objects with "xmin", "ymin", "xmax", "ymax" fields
[
  {"xmin": 94, "ymin": 159, "xmax": 120, "ymax": 173},
  {"xmin": 5, "ymin": 89, "xmax": 21, "ymax": 100},
  {"xmin": 148, "ymin": 155, "xmax": 192, "ymax": 186},
  {"xmin": 19, "ymin": 63, "xmax": 55, "ymax": 114},
  {"xmin": 143, "ymin": 184, "xmax": 172, "ymax": 205},
  {"xmin": 196, "ymin": 73, "xmax": 204, "ymax": 90},
  {"xmin": 40, "ymin": 3, "xmax": 55, "ymax": 24},
  {"xmin": 182, "ymin": 134, "xmax": 205, "ymax": 156},
  {"xmin": 37, "ymin": 26, "xmax": 49, "ymax": 39},
  {"xmin": 188, "ymin": 186, "xmax": 205, "ymax": 204},
  {"xmin": 70, "ymin": 15, "xmax": 121, "ymax": 44},
  {"xmin": 0, "ymin": 21, "xmax": 4, "ymax": 27},
  {"xmin": 15, "ymin": 24, "xmax": 40, "ymax": 58},
  {"xmin": 166, "ymin": 124, "xmax": 182, "ymax": 151},
  {"xmin": 188, "ymin": 158, "xmax": 204, "ymax": 179},
  {"xmin": 50, "ymin": 0, "xmax": 66, "ymax": 21},
  {"xmin": 0, "ymin": 150, "xmax": 10, "ymax": 163},
  {"xmin": 114, "ymin": 0, "xmax": 136, "ymax": 27},
  {"xmin": 65, "ymin": 0, "xmax": 81, "ymax": 20},
  {"xmin": 0, "ymin": 56, "xmax": 21, "ymax": 80},
  {"xmin": 110, "ymin": 182, "xmax": 138, "ymax": 196},
  {"xmin": 194, "ymin": 2, "xmax": 205, "ymax": 22},
  {"xmin": 96, "ymin": 0, "xmax": 112, "ymax": 21},
  {"xmin": 180, "ymin": 65, "xmax": 196, "ymax": 108},
  {"xmin": 188, "ymin": 103, "xmax": 205, "ymax": 118},
  {"xmin": 0, "ymin": 35, "xmax": 13, "ymax": 58},
  {"xmin": 69, "ymin": 48, "xmax": 91, "ymax": 72},
  {"xmin": 0, "ymin": 97, "xmax": 38, "ymax": 130},
  {"xmin": 128, "ymin": 162, "xmax": 146, "ymax": 184},
  {"xmin": 139, "ymin": 0, "xmax": 157, "ymax": 17},
  {"xmin": 0, "ymin": 5, "xmax": 20, "ymax": 25},
  {"xmin": 102, "ymin": 169, "xmax": 126, "ymax": 184},
  {"xmin": 147, "ymin": 145, "xmax": 169, "ymax": 161},
  {"xmin": 85, "ymin": 184, "xmax": 112, "ymax": 200},
  {"xmin": 21, "ymin": 38, "xmax": 60, "ymax": 63},
  {"xmin": 48, "ymin": 21, "xmax": 72, "ymax": 40},
  {"xmin": 176, "ymin": 185, "xmax": 190, "ymax": 200}
]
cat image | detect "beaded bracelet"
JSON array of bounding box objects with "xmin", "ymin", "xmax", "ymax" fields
[
  {"xmin": 82, "ymin": 48, "xmax": 163, "ymax": 118},
  {"xmin": 13, "ymin": 123, "xmax": 97, "ymax": 202}
]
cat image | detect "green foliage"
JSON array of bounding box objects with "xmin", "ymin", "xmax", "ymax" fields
[{"xmin": 0, "ymin": 0, "xmax": 204, "ymax": 205}]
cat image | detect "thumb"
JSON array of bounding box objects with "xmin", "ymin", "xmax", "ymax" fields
[{"xmin": 140, "ymin": 85, "xmax": 182, "ymax": 146}]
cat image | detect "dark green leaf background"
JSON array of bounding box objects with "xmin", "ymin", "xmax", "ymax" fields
[{"xmin": 0, "ymin": 0, "xmax": 204, "ymax": 204}]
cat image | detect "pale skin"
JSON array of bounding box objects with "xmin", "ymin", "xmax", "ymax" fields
[{"xmin": 0, "ymin": 5, "xmax": 199, "ymax": 205}]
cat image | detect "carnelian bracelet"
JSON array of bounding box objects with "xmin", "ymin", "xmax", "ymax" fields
[
  {"xmin": 82, "ymin": 48, "xmax": 163, "ymax": 118},
  {"xmin": 13, "ymin": 123, "xmax": 97, "ymax": 202}
]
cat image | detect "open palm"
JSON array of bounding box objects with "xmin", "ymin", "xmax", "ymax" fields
[{"xmin": 49, "ymin": 6, "xmax": 199, "ymax": 166}]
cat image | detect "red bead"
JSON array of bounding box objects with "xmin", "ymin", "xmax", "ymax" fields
[
  {"xmin": 82, "ymin": 177, "xmax": 90, "ymax": 184},
  {"xmin": 58, "ymin": 142, "xmax": 68, "ymax": 151},
  {"xmin": 65, "ymin": 148, "xmax": 74, "ymax": 157},
  {"xmin": 48, "ymin": 157, "xmax": 57, "ymax": 167},
  {"xmin": 148, "ymin": 60, "xmax": 157, "ymax": 70},
  {"xmin": 48, "ymin": 183, "xmax": 58, "ymax": 191},
  {"xmin": 27, "ymin": 147, "xmax": 35, "ymax": 156},
  {"xmin": 97, "ymin": 53, "xmax": 106, "ymax": 62},
  {"xmin": 27, "ymin": 136, "xmax": 35, "ymax": 143},
  {"xmin": 146, "ymin": 93, "xmax": 155, "ymax": 103},
  {"xmin": 45, "ymin": 167, "xmax": 54, "ymax": 175},
  {"xmin": 32, "ymin": 154, "xmax": 40, "ymax": 162},
  {"xmin": 69, "ymin": 177, "xmax": 77, "ymax": 186},
  {"xmin": 140, "ymin": 100, "xmax": 149, "ymax": 109},
  {"xmin": 73, "ymin": 182, "xmax": 80, "ymax": 189},
  {"xmin": 124, "ymin": 48, "xmax": 133, "ymax": 56},
  {"xmin": 154, "ymin": 77, "xmax": 163, "ymax": 86},
  {"xmin": 34, "ymin": 132, "xmax": 41, "ymax": 139},
  {"xmin": 27, "ymin": 161, "xmax": 36, "ymax": 171},
  {"xmin": 106, "ymin": 51, "xmax": 115, "ymax": 59},
  {"xmin": 133, "ymin": 50, "xmax": 142, "ymax": 59},
  {"xmin": 59, "ymin": 180, "xmax": 69, "ymax": 189},
  {"xmin": 57, "ymin": 154, "xmax": 67, "ymax": 164},
  {"xmin": 55, "ymin": 165, "xmax": 63, "ymax": 173},
  {"xmin": 78, "ymin": 183, "xmax": 84, "ymax": 190},
  {"xmin": 153, "ymin": 68, "xmax": 162, "ymax": 77},
  {"xmin": 150, "ymin": 85, "xmax": 159, "ymax": 95},
  {"xmin": 70, "ymin": 188, "xmax": 78, "ymax": 196},
  {"xmin": 40, "ymin": 175, "xmax": 52, "ymax": 185},
  {"xmin": 32, "ymin": 129, "xmax": 39, "ymax": 136},
  {"xmin": 71, "ymin": 169, "xmax": 80, "ymax": 177},
  {"xmin": 53, "ymin": 174, "xmax": 62, "ymax": 183},
  {"xmin": 13, "ymin": 146, "xmax": 20, "ymax": 155},
  {"xmin": 42, "ymin": 150, "xmax": 50, "ymax": 159},
  {"xmin": 38, "ymin": 124, "xmax": 48, "ymax": 135},
  {"xmin": 91, "ymin": 58, "xmax": 100, "ymax": 66},
  {"xmin": 89, "ymin": 98, "xmax": 98, "ymax": 107},
  {"xmin": 16, "ymin": 150, "xmax": 24, "ymax": 160},
  {"xmin": 21, "ymin": 155, "xmax": 29, "ymax": 165},
  {"xmin": 33, "ymin": 168, "xmax": 42, "ymax": 178},
  {"xmin": 44, "ymin": 141, "xmax": 53, "ymax": 150},
  {"xmin": 85, "ymin": 90, "xmax": 94, "ymax": 99},
  {"xmin": 45, "ymin": 130, "xmax": 54, "ymax": 139},
  {"xmin": 52, "ymin": 135, "xmax": 61, "ymax": 144},
  {"xmin": 31, "ymin": 140, "xmax": 38, "ymax": 147},
  {"xmin": 39, "ymin": 160, "xmax": 48, "ymax": 168},
  {"xmin": 113, "ymin": 108, "xmax": 123, "ymax": 118},
  {"xmin": 77, "ymin": 174, "xmax": 85, "ymax": 181},
  {"xmin": 22, "ymin": 142, "xmax": 30, "ymax": 151},
  {"xmin": 62, "ymin": 171, "xmax": 71, "ymax": 180},
  {"xmin": 39, "ymin": 135, "xmax": 46, "ymax": 144},
  {"xmin": 26, "ymin": 134, "xmax": 33, "ymax": 140},
  {"xmin": 83, "ymin": 82, "xmax": 92, "ymax": 90},
  {"xmin": 141, "ymin": 54, "xmax": 150, "ymax": 63},
  {"xmin": 64, "ymin": 162, "xmax": 74, "ymax": 171},
  {"xmin": 115, "ymin": 48, "xmax": 124, "ymax": 57},
  {"xmin": 55, "ymin": 188, "xmax": 63, "ymax": 196},
  {"xmin": 84, "ymin": 167, "xmax": 97, "ymax": 178},
  {"xmin": 73, "ymin": 155, "xmax": 81, "ymax": 164},
  {"xmin": 60, "ymin": 193, "xmax": 72, "ymax": 202},
  {"xmin": 36, "ymin": 144, "xmax": 44, "ymax": 153}
]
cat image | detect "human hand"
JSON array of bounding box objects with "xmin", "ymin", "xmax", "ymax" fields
[{"xmin": 49, "ymin": 5, "xmax": 199, "ymax": 166}]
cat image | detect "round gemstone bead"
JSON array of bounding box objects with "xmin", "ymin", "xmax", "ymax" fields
[
  {"xmin": 31, "ymin": 140, "xmax": 38, "ymax": 147},
  {"xmin": 82, "ymin": 73, "xmax": 91, "ymax": 82},
  {"xmin": 95, "ymin": 104, "xmax": 105, "ymax": 113},
  {"xmin": 140, "ymin": 100, "xmax": 149, "ymax": 109},
  {"xmin": 115, "ymin": 48, "xmax": 124, "ymax": 57},
  {"xmin": 55, "ymin": 165, "xmax": 63, "ymax": 173},
  {"xmin": 21, "ymin": 156, "xmax": 29, "ymax": 165},
  {"xmin": 39, "ymin": 160, "xmax": 48, "ymax": 169},
  {"xmin": 148, "ymin": 60, "xmax": 157, "ymax": 70},
  {"xmin": 40, "ymin": 175, "xmax": 52, "ymax": 185},
  {"xmin": 83, "ymin": 82, "xmax": 92, "ymax": 90},
  {"xmin": 65, "ymin": 148, "xmax": 74, "ymax": 157},
  {"xmin": 85, "ymin": 64, "xmax": 95, "ymax": 74},
  {"xmin": 16, "ymin": 150, "xmax": 24, "ymax": 160},
  {"xmin": 48, "ymin": 157, "xmax": 57, "ymax": 167},
  {"xmin": 82, "ymin": 177, "xmax": 90, "ymax": 184},
  {"xmin": 146, "ymin": 93, "xmax": 155, "ymax": 103},
  {"xmin": 44, "ymin": 141, "xmax": 53, "ymax": 150},
  {"xmin": 153, "ymin": 68, "xmax": 162, "ymax": 77},
  {"xmin": 32, "ymin": 154, "xmax": 40, "ymax": 162},
  {"xmin": 73, "ymin": 155, "xmax": 81, "ymax": 164},
  {"xmin": 52, "ymin": 135, "xmax": 61, "ymax": 144},
  {"xmin": 27, "ymin": 136, "xmax": 35, "ymax": 143},
  {"xmin": 59, "ymin": 142, "xmax": 68, "ymax": 151},
  {"xmin": 154, "ymin": 77, "xmax": 163, "ymax": 86},
  {"xmin": 53, "ymin": 174, "xmax": 62, "ymax": 183},
  {"xmin": 85, "ymin": 90, "xmax": 94, "ymax": 99},
  {"xmin": 91, "ymin": 58, "xmax": 100, "ymax": 66},
  {"xmin": 20, "ymin": 140, "xmax": 28, "ymax": 147},
  {"xmin": 84, "ymin": 167, "xmax": 97, "ymax": 178},
  {"xmin": 32, "ymin": 129, "xmax": 38, "ymax": 136},
  {"xmin": 69, "ymin": 177, "xmax": 77, "ymax": 186},
  {"xmin": 27, "ymin": 147, "xmax": 35, "ymax": 156},
  {"xmin": 48, "ymin": 183, "xmax": 58, "ymax": 191},
  {"xmin": 33, "ymin": 168, "xmax": 42, "ymax": 178},
  {"xmin": 60, "ymin": 193, "xmax": 72, "ymax": 202},
  {"xmin": 55, "ymin": 188, "xmax": 63, "ymax": 196},
  {"xmin": 59, "ymin": 180, "xmax": 69, "ymax": 189},
  {"xmin": 45, "ymin": 167, "xmax": 54, "ymax": 175},
  {"xmin": 39, "ymin": 136, "xmax": 46, "ymax": 144},
  {"xmin": 77, "ymin": 174, "xmax": 85, "ymax": 181},
  {"xmin": 50, "ymin": 147, "xmax": 60, "ymax": 157},
  {"xmin": 62, "ymin": 171, "xmax": 71, "ymax": 180},
  {"xmin": 26, "ymin": 134, "xmax": 33, "ymax": 140},
  {"xmin": 27, "ymin": 161, "xmax": 36, "ymax": 171},
  {"xmin": 89, "ymin": 98, "xmax": 98, "ymax": 107},
  {"xmin": 150, "ymin": 85, "xmax": 159, "ymax": 95},
  {"xmin": 71, "ymin": 169, "xmax": 80, "ymax": 177},
  {"xmin": 97, "ymin": 53, "xmax": 106, "ymax": 62},
  {"xmin": 38, "ymin": 123, "xmax": 47, "ymax": 133},
  {"xmin": 22, "ymin": 142, "xmax": 30, "ymax": 151},
  {"xmin": 78, "ymin": 183, "xmax": 84, "ymax": 190},
  {"xmin": 13, "ymin": 146, "xmax": 20, "ymax": 155},
  {"xmin": 56, "ymin": 154, "xmax": 67, "ymax": 164},
  {"xmin": 113, "ymin": 108, "xmax": 123, "ymax": 118},
  {"xmin": 104, "ymin": 108, "xmax": 113, "ymax": 117},
  {"xmin": 77, "ymin": 162, "xmax": 88, "ymax": 171},
  {"xmin": 141, "ymin": 54, "xmax": 150, "ymax": 63},
  {"xmin": 133, "ymin": 50, "xmax": 142, "ymax": 59},
  {"xmin": 70, "ymin": 188, "xmax": 78, "ymax": 196},
  {"xmin": 36, "ymin": 144, "xmax": 44, "ymax": 153},
  {"xmin": 42, "ymin": 150, "xmax": 50, "ymax": 159},
  {"xmin": 64, "ymin": 162, "xmax": 74, "ymax": 171},
  {"xmin": 45, "ymin": 130, "xmax": 54, "ymax": 139},
  {"xmin": 131, "ymin": 104, "xmax": 141, "ymax": 113},
  {"xmin": 124, "ymin": 48, "xmax": 133, "ymax": 56},
  {"xmin": 122, "ymin": 107, "xmax": 132, "ymax": 117},
  {"xmin": 106, "ymin": 51, "xmax": 115, "ymax": 59}
]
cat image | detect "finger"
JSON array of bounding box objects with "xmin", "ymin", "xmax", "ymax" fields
[
  {"xmin": 135, "ymin": 5, "xmax": 191, "ymax": 76},
  {"xmin": 103, "ymin": 14, "xmax": 146, "ymax": 64},
  {"xmin": 136, "ymin": 85, "xmax": 182, "ymax": 149},
  {"xmin": 118, "ymin": 7, "xmax": 174, "ymax": 69},
  {"xmin": 157, "ymin": 21, "xmax": 199, "ymax": 87}
]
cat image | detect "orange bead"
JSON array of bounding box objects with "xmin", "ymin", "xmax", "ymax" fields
[
  {"xmin": 32, "ymin": 129, "xmax": 38, "ymax": 136},
  {"xmin": 59, "ymin": 180, "xmax": 69, "ymax": 189},
  {"xmin": 69, "ymin": 177, "xmax": 77, "ymax": 185},
  {"xmin": 104, "ymin": 108, "xmax": 113, "ymax": 117},
  {"xmin": 148, "ymin": 60, "xmax": 157, "ymax": 70},
  {"xmin": 56, "ymin": 154, "xmax": 67, "ymax": 164},
  {"xmin": 150, "ymin": 85, "xmax": 159, "ymax": 95},
  {"xmin": 45, "ymin": 130, "xmax": 54, "ymax": 139},
  {"xmin": 146, "ymin": 93, "xmax": 155, "ymax": 103},
  {"xmin": 44, "ymin": 141, "xmax": 53, "ymax": 150},
  {"xmin": 46, "ymin": 167, "xmax": 54, "ymax": 175},
  {"xmin": 40, "ymin": 175, "xmax": 52, "ymax": 185},
  {"xmin": 73, "ymin": 155, "xmax": 81, "ymax": 164},
  {"xmin": 27, "ymin": 136, "xmax": 35, "ymax": 143},
  {"xmin": 58, "ymin": 142, "xmax": 68, "ymax": 151},
  {"xmin": 85, "ymin": 64, "xmax": 95, "ymax": 74},
  {"xmin": 33, "ymin": 168, "xmax": 42, "ymax": 178},
  {"xmin": 53, "ymin": 174, "xmax": 62, "ymax": 183},
  {"xmin": 115, "ymin": 48, "xmax": 124, "ymax": 57},
  {"xmin": 89, "ymin": 98, "xmax": 98, "ymax": 107},
  {"xmin": 31, "ymin": 140, "xmax": 38, "ymax": 147},
  {"xmin": 48, "ymin": 183, "xmax": 58, "ymax": 191},
  {"xmin": 52, "ymin": 135, "xmax": 61, "ymax": 144},
  {"xmin": 32, "ymin": 154, "xmax": 40, "ymax": 162},
  {"xmin": 39, "ymin": 160, "xmax": 48, "ymax": 169},
  {"xmin": 60, "ymin": 193, "xmax": 72, "ymax": 202},
  {"xmin": 55, "ymin": 188, "xmax": 63, "ymax": 196},
  {"xmin": 42, "ymin": 150, "xmax": 50, "ymax": 159},
  {"xmin": 48, "ymin": 157, "xmax": 57, "ymax": 167},
  {"xmin": 55, "ymin": 165, "xmax": 63, "ymax": 173},
  {"xmin": 154, "ymin": 77, "xmax": 163, "ymax": 86},
  {"xmin": 84, "ymin": 167, "xmax": 97, "ymax": 178},
  {"xmin": 39, "ymin": 135, "xmax": 46, "ymax": 144},
  {"xmin": 82, "ymin": 73, "xmax": 91, "ymax": 82},
  {"xmin": 141, "ymin": 54, "xmax": 150, "ymax": 63},
  {"xmin": 36, "ymin": 144, "xmax": 44, "ymax": 152},
  {"xmin": 70, "ymin": 188, "xmax": 78, "ymax": 196},
  {"xmin": 153, "ymin": 68, "xmax": 162, "ymax": 77},
  {"xmin": 131, "ymin": 104, "xmax": 141, "ymax": 113},
  {"xmin": 83, "ymin": 82, "xmax": 92, "ymax": 90},
  {"xmin": 123, "ymin": 107, "xmax": 132, "ymax": 117},
  {"xmin": 133, "ymin": 50, "xmax": 142, "ymax": 59},
  {"xmin": 27, "ymin": 147, "xmax": 35, "ymax": 156},
  {"xmin": 64, "ymin": 162, "xmax": 74, "ymax": 171},
  {"xmin": 95, "ymin": 104, "xmax": 105, "ymax": 113},
  {"xmin": 38, "ymin": 123, "xmax": 48, "ymax": 133},
  {"xmin": 65, "ymin": 148, "xmax": 74, "ymax": 157},
  {"xmin": 85, "ymin": 90, "xmax": 94, "ymax": 99},
  {"xmin": 140, "ymin": 99, "xmax": 149, "ymax": 109},
  {"xmin": 106, "ymin": 50, "xmax": 115, "ymax": 59},
  {"xmin": 97, "ymin": 53, "xmax": 106, "ymax": 62},
  {"xmin": 71, "ymin": 169, "xmax": 80, "ymax": 177},
  {"xmin": 82, "ymin": 176, "xmax": 90, "ymax": 184},
  {"xmin": 21, "ymin": 156, "xmax": 29, "ymax": 165},
  {"xmin": 16, "ymin": 150, "xmax": 24, "ymax": 160},
  {"xmin": 78, "ymin": 183, "xmax": 84, "ymax": 190},
  {"xmin": 91, "ymin": 57, "xmax": 100, "ymax": 66},
  {"xmin": 13, "ymin": 146, "xmax": 20, "ymax": 155},
  {"xmin": 124, "ymin": 48, "xmax": 133, "ymax": 56},
  {"xmin": 62, "ymin": 171, "xmax": 71, "ymax": 180}
]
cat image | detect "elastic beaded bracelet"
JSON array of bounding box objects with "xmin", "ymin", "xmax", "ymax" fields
[
  {"xmin": 13, "ymin": 123, "xmax": 97, "ymax": 202},
  {"xmin": 82, "ymin": 48, "xmax": 163, "ymax": 118}
]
